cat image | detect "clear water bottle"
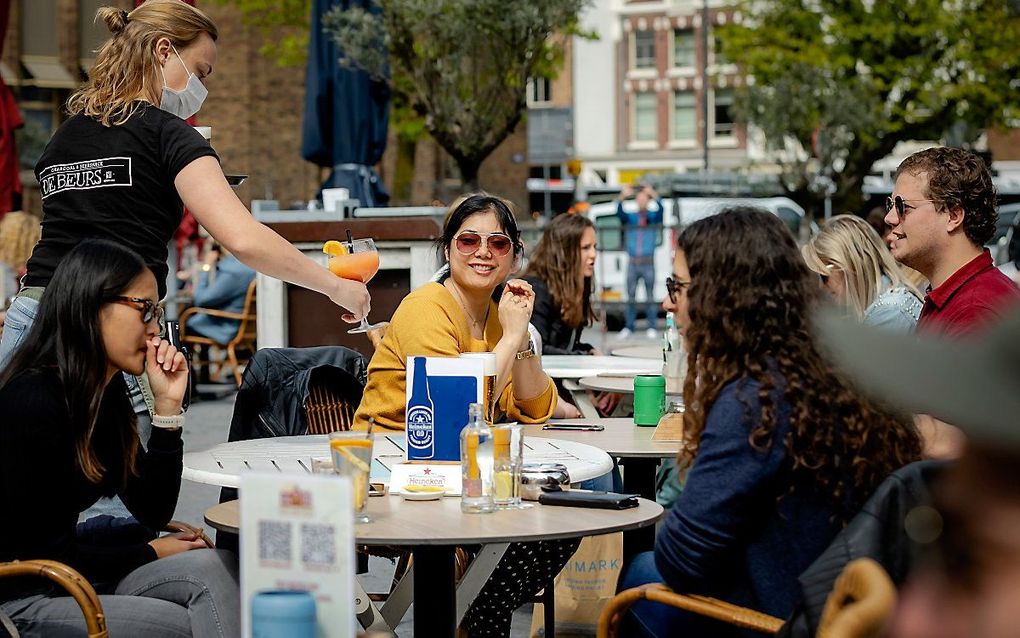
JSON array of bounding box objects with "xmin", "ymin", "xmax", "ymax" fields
[
  {"xmin": 460, "ymin": 403, "xmax": 494, "ymax": 513},
  {"xmin": 663, "ymin": 313, "xmax": 685, "ymax": 390}
]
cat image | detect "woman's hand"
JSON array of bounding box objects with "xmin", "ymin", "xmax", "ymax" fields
[
  {"xmin": 145, "ymin": 337, "xmax": 189, "ymax": 416},
  {"xmin": 331, "ymin": 277, "xmax": 371, "ymax": 324},
  {"xmin": 498, "ymin": 279, "xmax": 534, "ymax": 348},
  {"xmin": 149, "ymin": 531, "xmax": 207, "ymax": 559}
]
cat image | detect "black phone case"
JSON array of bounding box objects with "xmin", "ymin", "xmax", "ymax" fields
[{"xmin": 537, "ymin": 489, "xmax": 640, "ymax": 510}]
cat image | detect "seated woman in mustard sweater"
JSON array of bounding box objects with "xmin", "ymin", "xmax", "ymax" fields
[
  {"xmin": 355, "ymin": 195, "xmax": 556, "ymax": 430},
  {"xmin": 354, "ymin": 194, "xmax": 571, "ymax": 637}
]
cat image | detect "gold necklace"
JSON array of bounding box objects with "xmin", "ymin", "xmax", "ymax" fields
[{"xmin": 447, "ymin": 281, "xmax": 490, "ymax": 329}]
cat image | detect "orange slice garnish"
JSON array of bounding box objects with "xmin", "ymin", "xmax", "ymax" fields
[{"xmin": 322, "ymin": 240, "xmax": 348, "ymax": 256}]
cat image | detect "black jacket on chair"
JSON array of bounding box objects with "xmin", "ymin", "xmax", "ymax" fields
[
  {"xmin": 523, "ymin": 276, "xmax": 595, "ymax": 355},
  {"xmin": 218, "ymin": 346, "xmax": 369, "ymax": 541},
  {"xmin": 225, "ymin": 346, "xmax": 368, "ymax": 442},
  {"xmin": 779, "ymin": 459, "xmax": 949, "ymax": 637}
]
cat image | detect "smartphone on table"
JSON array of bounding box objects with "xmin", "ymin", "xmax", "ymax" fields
[{"xmin": 541, "ymin": 423, "xmax": 605, "ymax": 431}]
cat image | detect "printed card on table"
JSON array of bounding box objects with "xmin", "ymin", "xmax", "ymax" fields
[
  {"xmin": 405, "ymin": 356, "xmax": 484, "ymax": 461},
  {"xmin": 240, "ymin": 473, "xmax": 356, "ymax": 638}
]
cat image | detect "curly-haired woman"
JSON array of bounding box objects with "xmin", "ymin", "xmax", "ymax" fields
[{"xmin": 618, "ymin": 207, "xmax": 922, "ymax": 637}]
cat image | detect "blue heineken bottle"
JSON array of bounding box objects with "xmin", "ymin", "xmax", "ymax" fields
[{"xmin": 406, "ymin": 357, "xmax": 435, "ymax": 459}]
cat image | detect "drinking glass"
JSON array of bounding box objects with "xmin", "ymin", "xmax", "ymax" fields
[
  {"xmin": 492, "ymin": 423, "xmax": 524, "ymax": 509},
  {"xmin": 327, "ymin": 237, "xmax": 387, "ymax": 334},
  {"xmin": 329, "ymin": 432, "xmax": 374, "ymax": 523},
  {"xmin": 460, "ymin": 352, "xmax": 498, "ymax": 423}
]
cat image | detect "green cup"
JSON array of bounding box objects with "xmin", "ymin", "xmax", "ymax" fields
[{"xmin": 633, "ymin": 374, "xmax": 666, "ymax": 427}]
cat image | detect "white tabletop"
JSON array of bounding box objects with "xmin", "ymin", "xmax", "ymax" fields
[
  {"xmin": 527, "ymin": 418, "xmax": 680, "ymax": 458},
  {"xmin": 182, "ymin": 434, "xmax": 614, "ymax": 489},
  {"xmin": 610, "ymin": 345, "xmax": 664, "ymax": 360},
  {"xmin": 541, "ymin": 355, "xmax": 661, "ymax": 379},
  {"xmin": 578, "ymin": 374, "xmax": 683, "ymax": 395},
  {"xmin": 205, "ymin": 495, "xmax": 664, "ymax": 544}
]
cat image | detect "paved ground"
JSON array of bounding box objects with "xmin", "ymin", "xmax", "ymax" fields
[{"xmin": 175, "ymin": 324, "xmax": 661, "ymax": 636}]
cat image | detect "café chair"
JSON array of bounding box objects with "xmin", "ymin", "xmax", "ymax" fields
[
  {"xmin": 179, "ymin": 279, "xmax": 257, "ymax": 386},
  {"xmin": 0, "ymin": 560, "xmax": 106, "ymax": 637},
  {"xmin": 0, "ymin": 521, "xmax": 215, "ymax": 638},
  {"xmin": 596, "ymin": 558, "xmax": 895, "ymax": 638}
]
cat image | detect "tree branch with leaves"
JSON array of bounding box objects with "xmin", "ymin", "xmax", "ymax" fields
[{"xmin": 322, "ymin": 0, "xmax": 592, "ymax": 190}]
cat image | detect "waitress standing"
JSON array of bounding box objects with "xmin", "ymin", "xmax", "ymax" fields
[{"xmin": 0, "ymin": 0, "xmax": 370, "ymax": 367}]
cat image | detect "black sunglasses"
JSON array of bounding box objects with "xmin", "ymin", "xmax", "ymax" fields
[
  {"xmin": 107, "ymin": 296, "xmax": 165, "ymax": 326},
  {"xmin": 885, "ymin": 195, "xmax": 935, "ymax": 222},
  {"xmin": 665, "ymin": 276, "xmax": 690, "ymax": 303}
]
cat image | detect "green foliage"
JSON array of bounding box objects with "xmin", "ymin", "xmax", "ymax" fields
[
  {"xmin": 322, "ymin": 0, "xmax": 592, "ymax": 187},
  {"xmin": 721, "ymin": 0, "xmax": 1020, "ymax": 214},
  {"xmin": 208, "ymin": 0, "xmax": 312, "ymax": 67}
]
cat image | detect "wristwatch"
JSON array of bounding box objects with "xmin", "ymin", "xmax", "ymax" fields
[{"xmin": 515, "ymin": 338, "xmax": 536, "ymax": 360}]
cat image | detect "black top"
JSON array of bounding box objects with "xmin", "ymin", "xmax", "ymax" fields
[
  {"xmin": 26, "ymin": 103, "xmax": 218, "ymax": 298},
  {"xmin": 523, "ymin": 275, "xmax": 594, "ymax": 355},
  {"xmin": 0, "ymin": 369, "xmax": 183, "ymax": 599}
]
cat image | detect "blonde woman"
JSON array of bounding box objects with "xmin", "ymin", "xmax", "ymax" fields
[
  {"xmin": 802, "ymin": 214, "xmax": 923, "ymax": 331},
  {"xmin": 0, "ymin": 0, "xmax": 369, "ymax": 367}
]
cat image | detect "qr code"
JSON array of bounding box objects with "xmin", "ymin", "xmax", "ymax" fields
[
  {"xmin": 300, "ymin": 523, "xmax": 336, "ymax": 566},
  {"xmin": 258, "ymin": 520, "xmax": 291, "ymax": 563}
]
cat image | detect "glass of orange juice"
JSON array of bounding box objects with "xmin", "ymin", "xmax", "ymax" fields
[
  {"xmin": 324, "ymin": 238, "xmax": 387, "ymax": 334},
  {"xmin": 329, "ymin": 432, "xmax": 374, "ymax": 523}
]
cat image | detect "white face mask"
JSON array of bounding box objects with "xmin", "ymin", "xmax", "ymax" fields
[{"xmin": 158, "ymin": 45, "xmax": 207, "ymax": 120}]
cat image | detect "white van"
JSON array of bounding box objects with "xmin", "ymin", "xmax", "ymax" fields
[{"xmin": 586, "ymin": 197, "xmax": 809, "ymax": 320}]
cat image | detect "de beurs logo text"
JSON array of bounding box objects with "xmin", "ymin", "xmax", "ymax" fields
[{"xmin": 39, "ymin": 157, "xmax": 133, "ymax": 199}]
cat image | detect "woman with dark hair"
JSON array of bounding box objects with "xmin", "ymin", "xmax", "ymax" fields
[
  {"xmin": 521, "ymin": 213, "xmax": 598, "ymax": 355},
  {"xmin": 618, "ymin": 208, "xmax": 922, "ymax": 637},
  {"xmin": 0, "ymin": 239, "xmax": 239, "ymax": 637},
  {"xmin": 355, "ymin": 193, "xmax": 556, "ymax": 431},
  {"xmin": 353, "ymin": 194, "xmax": 575, "ymax": 637}
]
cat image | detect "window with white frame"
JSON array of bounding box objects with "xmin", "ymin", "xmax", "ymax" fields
[
  {"xmin": 672, "ymin": 29, "xmax": 695, "ymax": 68},
  {"xmin": 527, "ymin": 77, "xmax": 552, "ymax": 106},
  {"xmin": 713, "ymin": 89, "xmax": 736, "ymax": 138},
  {"xmin": 672, "ymin": 91, "xmax": 696, "ymax": 141},
  {"xmin": 633, "ymin": 30, "xmax": 656, "ymax": 69},
  {"xmin": 713, "ymin": 34, "xmax": 729, "ymax": 66},
  {"xmin": 633, "ymin": 92, "xmax": 657, "ymax": 143}
]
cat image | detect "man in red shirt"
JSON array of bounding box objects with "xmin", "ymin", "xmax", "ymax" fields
[{"xmin": 885, "ymin": 147, "xmax": 1019, "ymax": 337}]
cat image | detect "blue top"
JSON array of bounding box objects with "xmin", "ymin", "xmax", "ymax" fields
[
  {"xmin": 185, "ymin": 255, "xmax": 256, "ymax": 344},
  {"xmin": 616, "ymin": 199, "xmax": 664, "ymax": 258},
  {"xmin": 653, "ymin": 378, "xmax": 844, "ymax": 620},
  {"xmin": 862, "ymin": 281, "xmax": 922, "ymax": 332}
]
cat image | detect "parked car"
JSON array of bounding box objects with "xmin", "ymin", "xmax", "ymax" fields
[
  {"xmin": 586, "ymin": 197, "xmax": 810, "ymax": 325},
  {"xmin": 990, "ymin": 203, "xmax": 1020, "ymax": 266}
]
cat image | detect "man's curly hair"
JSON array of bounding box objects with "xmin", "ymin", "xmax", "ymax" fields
[
  {"xmin": 678, "ymin": 208, "xmax": 922, "ymax": 521},
  {"xmin": 895, "ymin": 147, "xmax": 998, "ymax": 246}
]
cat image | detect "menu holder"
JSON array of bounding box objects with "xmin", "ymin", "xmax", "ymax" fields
[
  {"xmin": 239, "ymin": 473, "xmax": 356, "ymax": 638},
  {"xmin": 651, "ymin": 415, "xmax": 685, "ymax": 442},
  {"xmin": 388, "ymin": 462, "xmax": 463, "ymax": 496}
]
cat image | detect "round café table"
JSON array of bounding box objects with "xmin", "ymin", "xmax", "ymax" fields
[
  {"xmin": 182, "ymin": 433, "xmax": 614, "ymax": 488},
  {"xmin": 528, "ymin": 417, "xmax": 681, "ymax": 558},
  {"xmin": 205, "ymin": 495, "xmax": 664, "ymax": 637},
  {"xmin": 610, "ymin": 345, "xmax": 663, "ymax": 360},
  {"xmin": 578, "ymin": 374, "xmax": 683, "ymax": 396},
  {"xmin": 540, "ymin": 355, "xmax": 661, "ymax": 379}
]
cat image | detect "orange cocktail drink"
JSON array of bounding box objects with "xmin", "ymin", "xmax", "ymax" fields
[{"xmin": 328, "ymin": 250, "xmax": 380, "ymax": 283}]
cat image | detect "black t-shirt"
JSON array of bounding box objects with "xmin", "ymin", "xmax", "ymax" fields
[{"xmin": 25, "ymin": 103, "xmax": 218, "ymax": 298}]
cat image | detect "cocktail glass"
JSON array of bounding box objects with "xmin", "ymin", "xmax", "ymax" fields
[
  {"xmin": 327, "ymin": 237, "xmax": 387, "ymax": 334},
  {"xmin": 329, "ymin": 432, "xmax": 374, "ymax": 523}
]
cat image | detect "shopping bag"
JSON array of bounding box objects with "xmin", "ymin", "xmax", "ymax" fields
[{"xmin": 530, "ymin": 532, "xmax": 624, "ymax": 637}]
